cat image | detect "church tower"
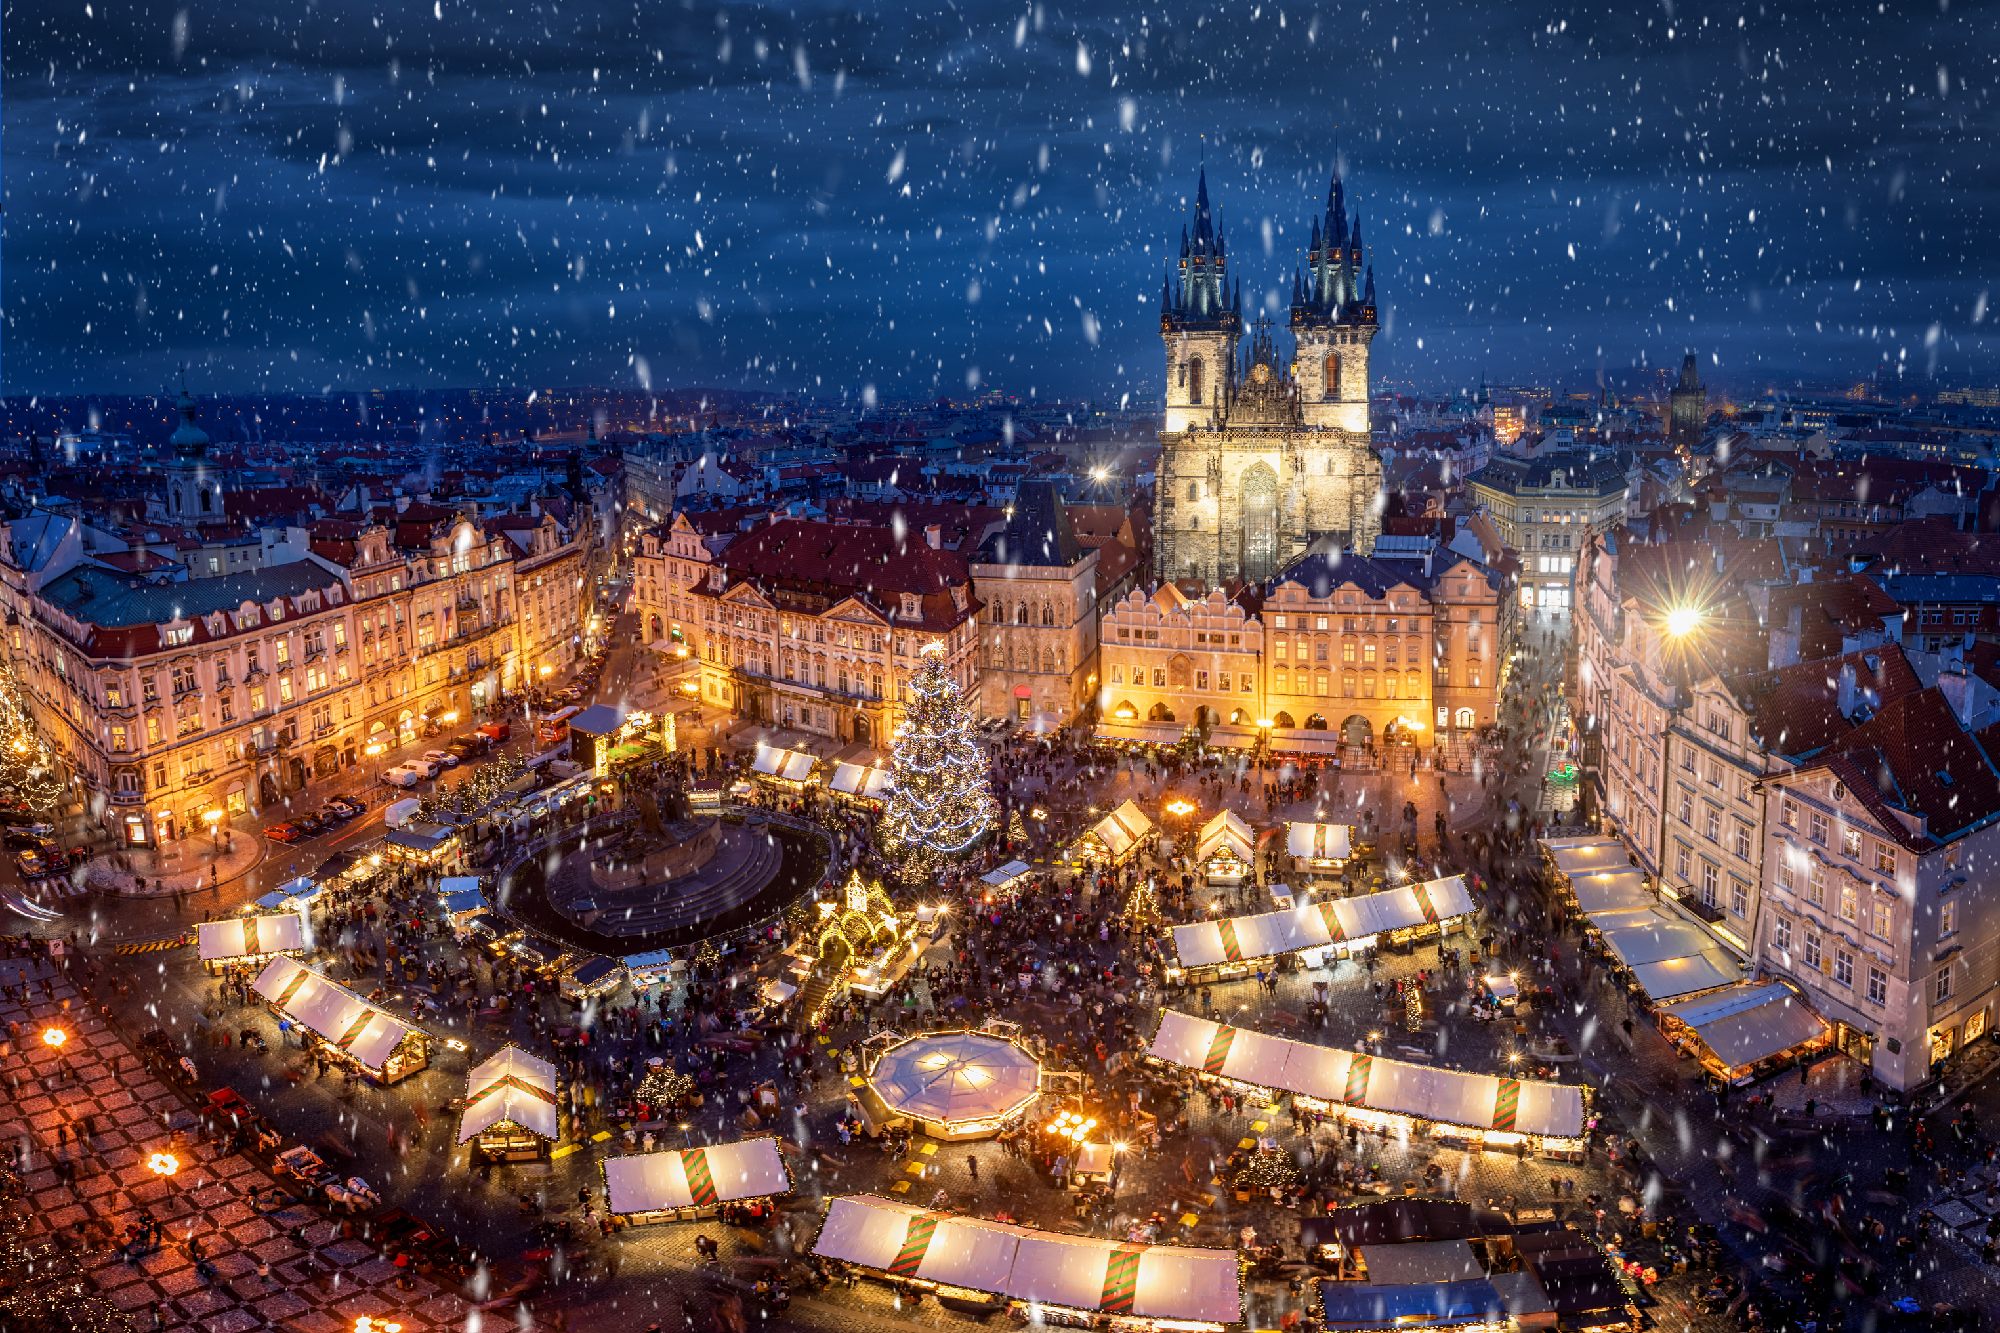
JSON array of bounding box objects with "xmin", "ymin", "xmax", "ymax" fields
[
  {"xmin": 1669, "ymin": 352, "xmax": 1706, "ymax": 446},
  {"xmin": 1154, "ymin": 169, "xmax": 1382, "ymax": 589},
  {"xmin": 162, "ymin": 377, "xmax": 221, "ymax": 522},
  {"xmin": 1160, "ymin": 170, "xmax": 1241, "ymax": 435}
]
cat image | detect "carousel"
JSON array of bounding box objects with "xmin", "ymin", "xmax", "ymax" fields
[{"xmin": 864, "ymin": 1028, "xmax": 1045, "ymax": 1141}]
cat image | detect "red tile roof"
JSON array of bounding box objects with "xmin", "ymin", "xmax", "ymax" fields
[
  {"xmin": 1732, "ymin": 645, "xmax": 1925, "ymax": 760},
  {"xmin": 697, "ymin": 517, "xmax": 978, "ymax": 631},
  {"xmin": 1814, "ymin": 687, "xmax": 2000, "ymax": 849}
]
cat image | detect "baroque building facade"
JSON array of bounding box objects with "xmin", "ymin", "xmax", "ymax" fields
[{"xmin": 1153, "ymin": 171, "xmax": 1383, "ymax": 586}]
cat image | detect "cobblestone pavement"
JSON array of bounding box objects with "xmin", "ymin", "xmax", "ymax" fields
[{"xmin": 1, "ymin": 954, "xmax": 475, "ymax": 1332}]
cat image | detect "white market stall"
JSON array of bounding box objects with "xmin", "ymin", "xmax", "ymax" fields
[
  {"xmin": 1544, "ymin": 837, "xmax": 1632, "ymax": 881},
  {"xmin": 812, "ymin": 1195, "xmax": 1242, "ymax": 1329},
  {"xmin": 459, "ymin": 1045, "xmax": 562, "ymax": 1162},
  {"xmin": 1656, "ymin": 981, "xmax": 1833, "ymax": 1086},
  {"xmin": 1147, "ymin": 1010, "xmax": 1586, "ymax": 1152},
  {"xmin": 751, "ymin": 743, "xmax": 818, "ymax": 787},
  {"xmin": 829, "ymin": 761, "xmax": 893, "ymax": 804},
  {"xmin": 197, "ymin": 912, "xmax": 308, "ymax": 973},
  {"xmin": 1170, "ymin": 876, "xmax": 1476, "ymax": 978},
  {"xmin": 252, "ymin": 956, "xmax": 429, "ymax": 1085},
  {"xmin": 1567, "ymin": 868, "xmax": 1653, "ymax": 916},
  {"xmin": 1094, "ymin": 719, "xmax": 1186, "ymax": 748},
  {"xmin": 604, "ymin": 1137, "xmax": 792, "ymax": 1224},
  {"xmin": 1591, "ymin": 906, "xmax": 1746, "ymax": 1001},
  {"xmin": 252, "ymin": 876, "xmax": 321, "ymax": 914},
  {"xmin": 1192, "ymin": 810, "xmax": 1257, "ymax": 885},
  {"xmin": 438, "ymin": 876, "xmax": 488, "ymax": 935},
  {"xmin": 1288, "ymin": 822, "xmax": 1358, "ymax": 877},
  {"xmin": 1072, "ymin": 799, "xmax": 1156, "ymax": 865},
  {"xmin": 866, "ymin": 1030, "xmax": 1044, "ymax": 1141},
  {"xmin": 980, "ymin": 861, "xmax": 1034, "ymax": 898}
]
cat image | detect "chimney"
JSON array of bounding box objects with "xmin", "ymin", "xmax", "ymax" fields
[
  {"xmin": 1941, "ymin": 666, "xmax": 1976, "ymax": 728},
  {"xmin": 1836, "ymin": 661, "xmax": 1860, "ymax": 721},
  {"xmin": 925, "ymin": 524, "xmax": 942, "ymax": 550}
]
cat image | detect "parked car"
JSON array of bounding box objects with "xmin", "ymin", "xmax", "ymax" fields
[
  {"xmin": 327, "ymin": 795, "xmax": 367, "ymax": 818},
  {"xmin": 380, "ymin": 764, "xmax": 425, "ymax": 788},
  {"xmin": 447, "ymin": 737, "xmax": 483, "ymax": 761},
  {"xmin": 41, "ymin": 847, "xmax": 71, "ymax": 874},
  {"xmin": 293, "ymin": 813, "xmax": 326, "ymax": 836},
  {"xmin": 3, "ymin": 828, "xmax": 43, "ymax": 850},
  {"xmin": 264, "ymin": 822, "xmax": 304, "ymax": 843},
  {"xmin": 318, "ymin": 802, "xmax": 356, "ymax": 824},
  {"xmin": 422, "ymin": 749, "xmax": 460, "ymax": 770},
  {"xmin": 14, "ymin": 850, "xmax": 46, "ymax": 878}
]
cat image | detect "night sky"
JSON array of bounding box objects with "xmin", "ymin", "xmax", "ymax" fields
[{"xmin": 4, "ymin": 0, "xmax": 1996, "ymax": 401}]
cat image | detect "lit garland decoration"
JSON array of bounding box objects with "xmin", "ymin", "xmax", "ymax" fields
[
  {"xmin": 1232, "ymin": 1148, "xmax": 1299, "ymax": 1194},
  {"xmin": 0, "ymin": 652, "xmax": 65, "ymax": 818},
  {"xmin": 419, "ymin": 752, "xmax": 525, "ymax": 823},
  {"xmin": 880, "ymin": 644, "xmax": 996, "ymax": 882},
  {"xmin": 636, "ymin": 1065, "xmax": 697, "ymax": 1109},
  {"xmin": 1124, "ymin": 875, "xmax": 1161, "ymax": 930}
]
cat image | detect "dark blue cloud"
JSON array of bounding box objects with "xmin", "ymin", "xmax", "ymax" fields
[{"xmin": 3, "ymin": 0, "xmax": 1996, "ymax": 399}]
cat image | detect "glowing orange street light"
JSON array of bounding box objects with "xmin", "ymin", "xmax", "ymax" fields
[
  {"xmin": 41, "ymin": 1027, "xmax": 66, "ymax": 1049},
  {"xmin": 147, "ymin": 1152, "xmax": 180, "ymax": 1177}
]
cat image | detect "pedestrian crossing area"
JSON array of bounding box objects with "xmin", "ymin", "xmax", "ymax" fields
[{"xmin": 114, "ymin": 934, "xmax": 191, "ymax": 955}]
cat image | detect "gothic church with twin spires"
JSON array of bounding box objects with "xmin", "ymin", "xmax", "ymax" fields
[{"xmin": 1154, "ymin": 170, "xmax": 1383, "ymax": 587}]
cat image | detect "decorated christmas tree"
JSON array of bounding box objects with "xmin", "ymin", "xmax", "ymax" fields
[
  {"xmin": 881, "ymin": 644, "xmax": 996, "ymax": 883},
  {"xmin": 0, "ymin": 655, "xmax": 64, "ymax": 818}
]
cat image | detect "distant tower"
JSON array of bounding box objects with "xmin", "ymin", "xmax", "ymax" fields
[
  {"xmin": 1159, "ymin": 169, "xmax": 1241, "ymax": 436},
  {"xmin": 1670, "ymin": 352, "xmax": 1706, "ymax": 446},
  {"xmin": 163, "ymin": 375, "xmax": 220, "ymax": 520}
]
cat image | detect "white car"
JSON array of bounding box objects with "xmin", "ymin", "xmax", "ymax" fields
[
  {"xmin": 422, "ymin": 749, "xmax": 460, "ymax": 770},
  {"xmin": 380, "ymin": 763, "xmax": 426, "ymax": 787}
]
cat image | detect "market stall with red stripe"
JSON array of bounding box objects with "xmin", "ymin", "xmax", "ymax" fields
[
  {"xmin": 250, "ymin": 955, "xmax": 429, "ymax": 1085},
  {"xmin": 811, "ymin": 1194, "xmax": 1243, "ymax": 1329},
  {"xmin": 458, "ymin": 1045, "xmax": 562, "ymax": 1162},
  {"xmin": 1168, "ymin": 876, "xmax": 1475, "ymax": 980},
  {"xmin": 1146, "ymin": 1010, "xmax": 1585, "ymax": 1155},
  {"xmin": 197, "ymin": 911, "xmax": 308, "ymax": 974},
  {"xmin": 603, "ymin": 1136, "xmax": 793, "ymax": 1225}
]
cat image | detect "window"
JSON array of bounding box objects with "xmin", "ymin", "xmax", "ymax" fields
[
  {"xmin": 1874, "ymin": 842, "xmax": 1897, "ymax": 876},
  {"xmin": 1839, "ymin": 886, "xmax": 1858, "ymax": 923},
  {"xmin": 1935, "ymin": 968, "xmax": 1954, "ymax": 1003},
  {"xmin": 1781, "ymin": 798, "xmax": 1798, "ymax": 829},
  {"xmin": 1840, "ymin": 828, "xmax": 1861, "ymax": 859},
  {"xmin": 1730, "ymin": 880, "xmax": 1749, "ymax": 919},
  {"xmin": 1704, "ymin": 809, "xmax": 1720, "ymax": 843},
  {"xmin": 1942, "ymin": 899, "xmax": 1959, "ymax": 938},
  {"xmin": 1275, "ymin": 670, "xmax": 1288, "ymax": 693},
  {"xmin": 1734, "ymin": 824, "xmax": 1752, "ymax": 860},
  {"xmin": 1675, "ymin": 845, "xmax": 1691, "ymax": 881},
  {"xmin": 274, "ymin": 639, "xmax": 290, "ymax": 667},
  {"xmin": 1342, "ymin": 641, "xmax": 1356, "ymax": 664},
  {"xmin": 1807, "ymin": 862, "xmax": 1827, "ymax": 909},
  {"xmin": 1773, "ymin": 915, "xmax": 1792, "ymax": 952},
  {"xmin": 1808, "ymin": 811, "xmax": 1829, "ymax": 845},
  {"xmin": 1111, "ymin": 666, "xmax": 1123, "ymax": 685},
  {"xmin": 1678, "ymin": 792, "xmax": 1693, "ymax": 825},
  {"xmin": 1867, "ymin": 967, "xmax": 1888, "ymax": 1007},
  {"xmin": 1700, "ymin": 863, "xmax": 1718, "ymax": 907},
  {"xmin": 1217, "ymin": 671, "xmax": 1229, "ymax": 691},
  {"xmin": 1802, "ymin": 932, "xmax": 1822, "ymax": 971},
  {"xmin": 106, "ymin": 684, "xmax": 124, "ymax": 708},
  {"xmin": 1871, "ymin": 897, "xmax": 1894, "ymax": 940},
  {"xmin": 145, "ymin": 716, "xmax": 161, "ymax": 745},
  {"xmin": 1833, "ymin": 949, "xmax": 1854, "ymax": 988},
  {"xmin": 278, "ymin": 676, "xmax": 294, "ymax": 704},
  {"xmin": 110, "ymin": 724, "xmax": 129, "ymax": 753}
]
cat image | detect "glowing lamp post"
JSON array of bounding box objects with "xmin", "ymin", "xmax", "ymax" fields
[
  {"xmin": 41, "ymin": 1026, "xmax": 67, "ymax": 1049},
  {"xmin": 147, "ymin": 1152, "xmax": 180, "ymax": 1177},
  {"xmin": 354, "ymin": 1319, "xmax": 405, "ymax": 1333},
  {"xmin": 1664, "ymin": 604, "xmax": 1706, "ymax": 639}
]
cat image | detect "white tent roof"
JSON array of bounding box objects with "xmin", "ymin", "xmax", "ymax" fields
[
  {"xmin": 868, "ymin": 1031, "xmax": 1042, "ymax": 1127},
  {"xmin": 981, "ymin": 860, "xmax": 1033, "ymax": 890},
  {"xmin": 812, "ymin": 1196, "xmax": 1241, "ymax": 1324},
  {"xmin": 253, "ymin": 876, "xmax": 321, "ymax": 911},
  {"xmin": 1659, "ymin": 982, "xmax": 1830, "ymax": 1071},
  {"xmin": 1567, "ymin": 868, "xmax": 1652, "ymax": 915},
  {"xmin": 458, "ymin": 1045, "xmax": 561, "ymax": 1143},
  {"xmin": 751, "ymin": 743, "xmax": 816, "ymax": 781},
  {"xmin": 1080, "ymin": 799, "xmax": 1154, "ymax": 859},
  {"xmin": 1545, "ymin": 837, "xmax": 1630, "ymax": 879},
  {"xmin": 252, "ymin": 956, "xmax": 420, "ymax": 1072},
  {"xmin": 829, "ymin": 762, "xmax": 892, "ymax": 800},
  {"xmin": 1171, "ymin": 877, "xmax": 1474, "ymax": 968},
  {"xmin": 1193, "ymin": 810, "xmax": 1257, "ymax": 866},
  {"xmin": 197, "ymin": 912, "xmax": 306, "ymax": 963},
  {"xmin": 1146, "ymin": 1010, "xmax": 1584, "ymax": 1139},
  {"xmin": 1095, "ymin": 720, "xmax": 1185, "ymax": 746},
  {"xmin": 604, "ymin": 1137, "xmax": 790, "ymax": 1214},
  {"xmin": 1287, "ymin": 822, "xmax": 1355, "ymax": 860},
  {"xmin": 1594, "ymin": 906, "xmax": 1745, "ymax": 999}
]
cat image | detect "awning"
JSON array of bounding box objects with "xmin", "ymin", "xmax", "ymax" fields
[
  {"xmin": 197, "ymin": 912, "xmax": 307, "ymax": 963},
  {"xmin": 981, "ymin": 860, "xmax": 1033, "ymax": 891},
  {"xmin": 1193, "ymin": 810, "xmax": 1256, "ymax": 866},
  {"xmin": 1593, "ymin": 906, "xmax": 1745, "ymax": 1000},
  {"xmin": 605, "ymin": 1137, "xmax": 791, "ymax": 1214},
  {"xmin": 386, "ymin": 823, "xmax": 457, "ymax": 854},
  {"xmin": 1320, "ymin": 1278, "xmax": 1514, "ymax": 1330},
  {"xmin": 1658, "ymin": 981, "xmax": 1830, "ymax": 1071},
  {"xmin": 812, "ymin": 1196, "xmax": 1241, "ymax": 1324},
  {"xmin": 459, "ymin": 1045, "xmax": 561, "ymax": 1144},
  {"xmin": 760, "ymin": 978, "xmax": 798, "ymax": 1005},
  {"xmin": 1546, "ymin": 838, "xmax": 1630, "ymax": 879},
  {"xmin": 1268, "ymin": 729, "xmax": 1342, "ymax": 755},
  {"xmin": 868, "ymin": 1031, "xmax": 1042, "ymax": 1127},
  {"xmin": 1078, "ymin": 798, "xmax": 1154, "ymax": 860},
  {"xmin": 1287, "ymin": 822, "xmax": 1355, "ymax": 860},
  {"xmin": 1172, "ymin": 877, "xmax": 1474, "ymax": 969},
  {"xmin": 751, "ymin": 743, "xmax": 816, "ymax": 782},
  {"xmin": 1567, "ymin": 868, "xmax": 1652, "ymax": 915},
  {"xmin": 1204, "ymin": 726, "xmax": 1261, "ymax": 751},
  {"xmin": 253, "ymin": 876, "xmax": 321, "ymax": 911},
  {"xmin": 567, "ymin": 957, "xmax": 620, "ymax": 990},
  {"xmin": 829, "ymin": 762, "xmax": 893, "ymax": 800},
  {"xmin": 253, "ymin": 956, "xmax": 421, "ymax": 1072},
  {"xmin": 1094, "ymin": 720, "xmax": 1184, "ymax": 746},
  {"xmin": 1147, "ymin": 1010, "xmax": 1585, "ymax": 1139},
  {"xmin": 439, "ymin": 875, "xmax": 486, "ymax": 916}
]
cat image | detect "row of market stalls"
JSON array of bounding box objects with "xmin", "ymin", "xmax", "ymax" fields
[
  {"xmin": 1167, "ymin": 876, "xmax": 1476, "ymax": 982},
  {"xmin": 1542, "ymin": 835, "xmax": 1833, "ymax": 1086},
  {"xmin": 604, "ymin": 1137, "xmax": 791, "ymax": 1224},
  {"xmin": 1147, "ymin": 1010, "xmax": 1588, "ymax": 1155},
  {"xmin": 251, "ymin": 956, "xmax": 430, "ymax": 1085},
  {"xmin": 812, "ymin": 1194, "xmax": 1243, "ymax": 1330},
  {"xmin": 746, "ymin": 740, "xmax": 895, "ymax": 805}
]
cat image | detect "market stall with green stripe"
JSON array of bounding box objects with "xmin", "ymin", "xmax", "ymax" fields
[
  {"xmin": 458, "ymin": 1045, "xmax": 561, "ymax": 1162},
  {"xmin": 603, "ymin": 1137, "xmax": 792, "ymax": 1224},
  {"xmin": 1146, "ymin": 1010, "xmax": 1586, "ymax": 1154},
  {"xmin": 811, "ymin": 1195, "xmax": 1242, "ymax": 1329}
]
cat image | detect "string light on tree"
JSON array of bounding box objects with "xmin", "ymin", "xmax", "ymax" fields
[
  {"xmin": 0, "ymin": 654, "xmax": 65, "ymax": 818},
  {"xmin": 881, "ymin": 642, "xmax": 996, "ymax": 883}
]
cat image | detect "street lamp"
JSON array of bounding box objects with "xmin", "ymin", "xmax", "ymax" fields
[
  {"xmin": 354, "ymin": 1319, "xmax": 404, "ymax": 1333},
  {"xmin": 147, "ymin": 1152, "xmax": 180, "ymax": 1177},
  {"xmin": 41, "ymin": 1026, "xmax": 66, "ymax": 1049},
  {"xmin": 1664, "ymin": 604, "xmax": 1705, "ymax": 639}
]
